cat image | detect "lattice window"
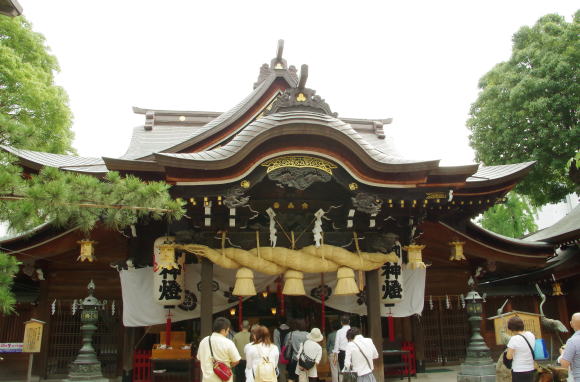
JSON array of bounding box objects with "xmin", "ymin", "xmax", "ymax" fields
[
  {"xmin": 45, "ymin": 299, "xmax": 123, "ymax": 378},
  {"xmin": 422, "ymin": 296, "xmax": 469, "ymax": 366}
]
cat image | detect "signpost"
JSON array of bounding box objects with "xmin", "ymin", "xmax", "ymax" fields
[{"xmin": 23, "ymin": 319, "xmax": 45, "ymax": 382}]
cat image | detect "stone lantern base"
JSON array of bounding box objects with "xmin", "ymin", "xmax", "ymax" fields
[
  {"xmin": 63, "ymin": 362, "xmax": 108, "ymax": 382},
  {"xmin": 457, "ymin": 363, "xmax": 496, "ymax": 382}
]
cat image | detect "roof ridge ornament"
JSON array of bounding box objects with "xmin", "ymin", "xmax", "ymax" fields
[
  {"xmin": 254, "ymin": 40, "xmax": 298, "ymax": 89},
  {"xmin": 271, "ymin": 39, "xmax": 287, "ymax": 70},
  {"xmin": 266, "ymin": 64, "xmax": 337, "ymax": 117}
]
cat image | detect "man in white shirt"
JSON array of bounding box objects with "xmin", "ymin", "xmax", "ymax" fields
[
  {"xmin": 343, "ymin": 327, "xmax": 379, "ymax": 380},
  {"xmin": 333, "ymin": 315, "xmax": 351, "ymax": 375},
  {"xmin": 198, "ymin": 317, "xmax": 242, "ymax": 382}
]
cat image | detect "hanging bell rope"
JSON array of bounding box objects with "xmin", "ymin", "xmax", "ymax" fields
[
  {"xmin": 282, "ymin": 269, "xmax": 306, "ymax": 295},
  {"xmin": 335, "ymin": 266, "xmax": 359, "ymax": 295},
  {"xmin": 353, "ymin": 232, "xmax": 365, "ymax": 291},
  {"xmin": 232, "ymin": 267, "xmax": 257, "ymax": 296}
]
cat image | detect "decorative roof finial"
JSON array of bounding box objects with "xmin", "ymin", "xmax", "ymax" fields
[
  {"xmin": 265, "ymin": 62, "xmax": 337, "ymax": 117},
  {"xmin": 270, "ymin": 39, "xmax": 287, "ymax": 70},
  {"xmin": 298, "ymin": 64, "xmax": 308, "ymax": 91}
]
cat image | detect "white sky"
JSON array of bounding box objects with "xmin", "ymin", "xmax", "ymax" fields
[{"xmin": 22, "ymin": 0, "xmax": 578, "ymax": 165}]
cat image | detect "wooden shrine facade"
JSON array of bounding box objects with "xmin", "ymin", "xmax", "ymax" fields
[{"xmin": 0, "ymin": 41, "xmax": 571, "ymax": 381}]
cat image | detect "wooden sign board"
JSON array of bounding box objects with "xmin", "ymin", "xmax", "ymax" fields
[
  {"xmin": 22, "ymin": 319, "xmax": 45, "ymax": 353},
  {"xmin": 487, "ymin": 311, "xmax": 542, "ymax": 345}
]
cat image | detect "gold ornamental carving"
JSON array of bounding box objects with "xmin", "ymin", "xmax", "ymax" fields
[
  {"xmin": 426, "ymin": 192, "xmax": 446, "ymax": 200},
  {"xmin": 261, "ymin": 156, "xmax": 337, "ymax": 175}
]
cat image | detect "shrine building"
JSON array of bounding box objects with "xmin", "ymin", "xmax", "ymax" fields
[{"xmin": 1, "ymin": 41, "xmax": 578, "ymax": 381}]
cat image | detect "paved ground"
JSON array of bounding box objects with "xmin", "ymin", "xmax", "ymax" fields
[{"xmin": 386, "ymin": 366, "xmax": 459, "ymax": 381}]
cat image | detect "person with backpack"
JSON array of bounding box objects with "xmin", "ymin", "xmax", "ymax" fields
[
  {"xmin": 246, "ymin": 325, "xmax": 279, "ymax": 382},
  {"xmin": 274, "ymin": 320, "xmax": 291, "ymax": 382},
  {"xmin": 284, "ymin": 320, "xmax": 309, "ymax": 382},
  {"xmin": 244, "ymin": 325, "xmax": 261, "ymax": 382},
  {"xmin": 197, "ymin": 317, "xmax": 241, "ymax": 382},
  {"xmin": 342, "ymin": 327, "xmax": 379, "ymax": 382},
  {"xmin": 295, "ymin": 328, "xmax": 324, "ymax": 382},
  {"xmin": 505, "ymin": 316, "xmax": 536, "ymax": 382}
]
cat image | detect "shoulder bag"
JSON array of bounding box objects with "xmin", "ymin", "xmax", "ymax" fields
[
  {"xmin": 209, "ymin": 335, "xmax": 233, "ymax": 381},
  {"xmin": 518, "ymin": 333, "xmax": 540, "ymax": 371},
  {"xmin": 298, "ymin": 341, "xmax": 318, "ymax": 370}
]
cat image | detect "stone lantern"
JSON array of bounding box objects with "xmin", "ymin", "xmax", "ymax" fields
[
  {"xmin": 65, "ymin": 280, "xmax": 107, "ymax": 382},
  {"xmin": 457, "ymin": 289, "xmax": 496, "ymax": 382}
]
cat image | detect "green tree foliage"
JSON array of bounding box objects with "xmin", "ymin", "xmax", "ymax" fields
[
  {"xmin": 0, "ymin": 16, "xmax": 73, "ymax": 152},
  {"xmin": 0, "ymin": 253, "xmax": 20, "ymax": 314},
  {"xmin": 468, "ymin": 11, "xmax": 580, "ymax": 206},
  {"xmin": 480, "ymin": 192, "xmax": 538, "ymax": 238},
  {"xmin": 0, "ymin": 17, "xmax": 184, "ymax": 313}
]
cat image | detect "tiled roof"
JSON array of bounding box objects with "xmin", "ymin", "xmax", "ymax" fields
[
  {"xmin": 1, "ymin": 146, "xmax": 108, "ymax": 174},
  {"xmin": 524, "ymin": 205, "xmax": 580, "ymax": 243},
  {"xmin": 156, "ymin": 110, "xmax": 439, "ymax": 171},
  {"xmin": 121, "ymin": 73, "xmax": 287, "ymax": 160},
  {"xmin": 466, "ymin": 162, "xmax": 535, "ymax": 182}
]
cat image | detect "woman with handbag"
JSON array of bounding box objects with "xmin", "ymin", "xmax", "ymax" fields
[
  {"xmin": 342, "ymin": 327, "xmax": 379, "ymax": 382},
  {"xmin": 505, "ymin": 316, "xmax": 536, "ymax": 382},
  {"xmin": 295, "ymin": 328, "xmax": 324, "ymax": 382}
]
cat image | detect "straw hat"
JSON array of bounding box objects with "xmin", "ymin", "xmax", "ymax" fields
[{"xmin": 307, "ymin": 328, "xmax": 324, "ymax": 343}]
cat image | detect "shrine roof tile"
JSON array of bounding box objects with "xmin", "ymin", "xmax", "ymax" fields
[
  {"xmin": 1, "ymin": 146, "xmax": 108, "ymax": 174},
  {"xmin": 466, "ymin": 162, "xmax": 535, "ymax": 182},
  {"xmin": 523, "ymin": 205, "xmax": 580, "ymax": 244},
  {"xmin": 154, "ymin": 110, "xmax": 439, "ymax": 173}
]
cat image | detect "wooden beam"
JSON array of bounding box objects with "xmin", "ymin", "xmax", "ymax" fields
[
  {"xmin": 200, "ymin": 258, "xmax": 214, "ymax": 338},
  {"xmin": 366, "ymin": 270, "xmax": 384, "ymax": 382}
]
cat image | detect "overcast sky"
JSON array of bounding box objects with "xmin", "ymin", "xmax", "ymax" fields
[{"xmin": 21, "ymin": 0, "xmax": 578, "ymax": 165}]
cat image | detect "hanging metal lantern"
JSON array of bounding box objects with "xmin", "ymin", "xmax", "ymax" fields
[
  {"xmin": 282, "ymin": 270, "xmax": 305, "ymax": 295},
  {"xmin": 77, "ymin": 240, "xmax": 97, "ymax": 262},
  {"xmin": 404, "ymin": 244, "xmax": 426, "ymax": 269},
  {"xmin": 449, "ymin": 240, "xmax": 466, "ymax": 261},
  {"xmin": 153, "ymin": 237, "xmax": 185, "ymax": 306},
  {"xmin": 232, "ymin": 267, "xmax": 257, "ymax": 296},
  {"xmin": 552, "ymin": 282, "xmax": 564, "ymax": 296},
  {"xmin": 335, "ymin": 267, "xmax": 359, "ymax": 295}
]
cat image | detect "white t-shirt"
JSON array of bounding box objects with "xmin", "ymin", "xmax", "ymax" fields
[{"xmin": 507, "ymin": 332, "xmax": 536, "ymax": 372}]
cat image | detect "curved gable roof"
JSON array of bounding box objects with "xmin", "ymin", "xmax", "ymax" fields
[{"xmin": 154, "ymin": 110, "xmax": 440, "ymax": 173}]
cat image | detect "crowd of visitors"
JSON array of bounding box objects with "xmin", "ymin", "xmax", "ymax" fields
[{"xmin": 196, "ymin": 316, "xmax": 379, "ymax": 382}]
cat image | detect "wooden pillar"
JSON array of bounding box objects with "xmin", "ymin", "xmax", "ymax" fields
[
  {"xmin": 200, "ymin": 258, "xmax": 214, "ymax": 338},
  {"xmin": 35, "ymin": 276, "xmax": 50, "ymax": 379},
  {"xmin": 366, "ymin": 270, "xmax": 384, "ymax": 382},
  {"xmin": 411, "ymin": 314, "xmax": 425, "ymax": 373},
  {"xmin": 122, "ymin": 327, "xmax": 138, "ymax": 381}
]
